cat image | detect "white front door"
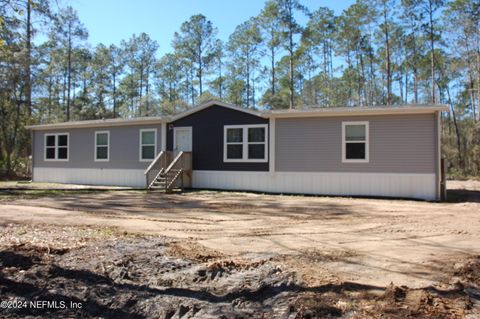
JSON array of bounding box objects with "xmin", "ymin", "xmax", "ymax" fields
[{"xmin": 173, "ymin": 127, "xmax": 192, "ymax": 156}]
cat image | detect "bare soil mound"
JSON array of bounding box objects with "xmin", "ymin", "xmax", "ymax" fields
[{"xmin": 1, "ymin": 231, "xmax": 479, "ymax": 318}]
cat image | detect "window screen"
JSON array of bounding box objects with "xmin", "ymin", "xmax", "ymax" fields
[
  {"xmin": 224, "ymin": 125, "xmax": 267, "ymax": 162},
  {"xmin": 343, "ymin": 123, "xmax": 368, "ymax": 162},
  {"xmin": 95, "ymin": 132, "xmax": 109, "ymax": 160},
  {"xmin": 140, "ymin": 130, "xmax": 156, "ymax": 160},
  {"xmin": 45, "ymin": 134, "xmax": 68, "ymax": 160}
]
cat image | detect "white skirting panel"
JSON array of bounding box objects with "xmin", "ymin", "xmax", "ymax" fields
[
  {"xmin": 192, "ymin": 171, "xmax": 438, "ymax": 200},
  {"xmin": 33, "ymin": 167, "xmax": 146, "ymax": 188}
]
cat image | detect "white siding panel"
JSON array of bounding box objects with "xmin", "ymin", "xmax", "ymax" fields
[
  {"xmin": 192, "ymin": 170, "xmax": 437, "ymax": 200},
  {"xmin": 33, "ymin": 167, "xmax": 146, "ymax": 188}
]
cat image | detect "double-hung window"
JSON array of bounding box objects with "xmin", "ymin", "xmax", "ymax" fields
[
  {"xmin": 44, "ymin": 133, "xmax": 69, "ymax": 161},
  {"xmin": 342, "ymin": 121, "xmax": 369, "ymax": 163},
  {"xmin": 224, "ymin": 124, "xmax": 268, "ymax": 162},
  {"xmin": 139, "ymin": 129, "xmax": 157, "ymax": 161},
  {"xmin": 95, "ymin": 131, "xmax": 110, "ymax": 161}
]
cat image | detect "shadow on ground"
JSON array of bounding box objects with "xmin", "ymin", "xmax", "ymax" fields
[
  {"xmin": 2, "ymin": 189, "xmax": 366, "ymax": 222},
  {"xmin": 447, "ymin": 189, "xmax": 480, "ymax": 203}
]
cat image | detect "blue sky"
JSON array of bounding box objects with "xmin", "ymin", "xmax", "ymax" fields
[{"xmin": 70, "ymin": 0, "xmax": 356, "ymax": 56}]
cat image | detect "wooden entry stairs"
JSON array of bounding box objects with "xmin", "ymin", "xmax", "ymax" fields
[{"xmin": 144, "ymin": 151, "xmax": 192, "ymax": 192}]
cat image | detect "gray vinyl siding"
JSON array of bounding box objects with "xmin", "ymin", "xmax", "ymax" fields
[
  {"xmin": 275, "ymin": 114, "xmax": 437, "ymax": 173},
  {"xmin": 33, "ymin": 124, "xmax": 163, "ymax": 169}
]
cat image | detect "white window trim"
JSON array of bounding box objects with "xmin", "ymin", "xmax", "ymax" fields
[
  {"xmin": 342, "ymin": 121, "xmax": 369, "ymax": 163},
  {"xmin": 139, "ymin": 128, "xmax": 157, "ymax": 162},
  {"xmin": 94, "ymin": 131, "xmax": 110, "ymax": 162},
  {"xmin": 223, "ymin": 124, "xmax": 268, "ymax": 163},
  {"xmin": 44, "ymin": 133, "xmax": 69, "ymax": 162}
]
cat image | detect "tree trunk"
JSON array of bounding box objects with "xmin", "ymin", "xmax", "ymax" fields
[
  {"xmin": 218, "ymin": 57, "xmax": 223, "ymax": 99},
  {"xmin": 112, "ymin": 72, "xmax": 117, "ymax": 118},
  {"xmin": 356, "ymin": 53, "xmax": 362, "ymax": 106},
  {"xmin": 383, "ymin": 2, "xmax": 392, "ymax": 105},
  {"xmin": 429, "ymin": 0, "xmax": 436, "ymax": 104},
  {"xmin": 412, "ymin": 33, "xmax": 419, "ymax": 104},
  {"xmin": 405, "ymin": 70, "xmax": 409, "ymax": 104},
  {"xmin": 146, "ymin": 66, "xmax": 150, "ymax": 115},
  {"xmin": 475, "ymin": 34, "xmax": 480, "ymax": 122},
  {"xmin": 139, "ymin": 66, "xmax": 144, "ymax": 116},
  {"xmin": 347, "ymin": 51, "xmax": 353, "ymax": 106},
  {"xmin": 368, "ymin": 49, "xmax": 377, "ymax": 106},
  {"xmin": 25, "ymin": 0, "xmax": 32, "ymax": 118},
  {"xmin": 448, "ymin": 90, "xmax": 463, "ymax": 171},
  {"xmin": 288, "ymin": 6, "xmax": 295, "ymax": 109},
  {"xmin": 359, "ymin": 51, "xmax": 366, "ymax": 106},
  {"xmin": 271, "ymin": 28, "xmax": 276, "ymax": 96},
  {"xmin": 289, "ymin": 30, "xmax": 295, "ymax": 109},
  {"xmin": 66, "ymin": 27, "xmax": 72, "ymax": 121},
  {"xmin": 130, "ymin": 69, "xmax": 135, "ymax": 114},
  {"xmin": 246, "ymin": 52, "xmax": 250, "ymax": 107},
  {"xmin": 468, "ymin": 68, "xmax": 476, "ymax": 121},
  {"xmin": 198, "ymin": 43, "xmax": 203, "ymax": 96},
  {"xmin": 190, "ymin": 66, "xmax": 195, "ymax": 105},
  {"xmin": 328, "ymin": 41, "xmax": 333, "ymax": 105},
  {"xmin": 252, "ymin": 70, "xmax": 256, "ymax": 109},
  {"xmin": 48, "ymin": 67, "xmax": 53, "ymax": 121}
]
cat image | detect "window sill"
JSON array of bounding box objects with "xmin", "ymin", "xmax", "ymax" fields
[
  {"xmin": 342, "ymin": 159, "xmax": 369, "ymax": 163},
  {"xmin": 223, "ymin": 159, "xmax": 268, "ymax": 163}
]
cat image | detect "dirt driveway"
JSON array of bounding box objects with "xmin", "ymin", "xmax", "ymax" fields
[
  {"xmin": 1, "ymin": 181, "xmax": 479, "ymax": 289},
  {"xmin": 0, "ymin": 182, "xmax": 480, "ymax": 318}
]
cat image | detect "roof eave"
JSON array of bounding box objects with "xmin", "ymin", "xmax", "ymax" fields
[
  {"xmin": 265, "ymin": 106, "xmax": 449, "ymax": 118},
  {"xmin": 169, "ymin": 100, "xmax": 267, "ymax": 122},
  {"xmin": 25, "ymin": 103, "xmax": 449, "ymax": 130},
  {"xmin": 26, "ymin": 117, "xmax": 168, "ymax": 130}
]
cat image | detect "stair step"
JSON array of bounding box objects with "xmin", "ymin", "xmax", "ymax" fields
[
  {"xmin": 150, "ymin": 185, "xmax": 167, "ymax": 189},
  {"xmin": 149, "ymin": 188, "xmax": 182, "ymax": 193}
]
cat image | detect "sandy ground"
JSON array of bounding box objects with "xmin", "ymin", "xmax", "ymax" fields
[
  {"xmin": 0, "ymin": 180, "xmax": 479, "ymax": 318},
  {"xmin": 0, "ymin": 181, "xmax": 133, "ymax": 190},
  {"xmin": 0, "ymin": 180, "xmax": 479, "ymax": 288}
]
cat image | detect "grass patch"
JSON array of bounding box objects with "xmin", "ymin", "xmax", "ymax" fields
[
  {"xmin": 446, "ymin": 175, "xmax": 480, "ymax": 181},
  {"xmin": 0, "ymin": 189, "xmax": 140, "ymax": 201}
]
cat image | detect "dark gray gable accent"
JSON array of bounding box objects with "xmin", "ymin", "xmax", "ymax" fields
[{"xmin": 167, "ymin": 104, "xmax": 269, "ymax": 171}]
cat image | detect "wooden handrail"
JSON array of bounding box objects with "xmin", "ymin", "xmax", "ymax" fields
[
  {"xmin": 147, "ymin": 168, "xmax": 164, "ymax": 189},
  {"xmin": 144, "ymin": 151, "xmax": 165, "ymax": 175},
  {"xmin": 164, "ymin": 151, "xmax": 184, "ymax": 173},
  {"xmin": 167, "ymin": 168, "xmax": 183, "ymax": 189},
  {"xmin": 145, "ymin": 151, "xmax": 192, "ymax": 191}
]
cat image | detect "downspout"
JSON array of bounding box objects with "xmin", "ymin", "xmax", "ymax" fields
[
  {"xmin": 436, "ymin": 111, "xmax": 442, "ymax": 201},
  {"xmin": 30, "ymin": 130, "xmax": 34, "ymax": 182},
  {"xmin": 269, "ymin": 117, "xmax": 275, "ymax": 175},
  {"xmin": 161, "ymin": 122, "xmax": 167, "ymax": 152}
]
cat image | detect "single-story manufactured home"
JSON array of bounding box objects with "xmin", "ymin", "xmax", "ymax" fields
[{"xmin": 26, "ymin": 100, "xmax": 448, "ymax": 200}]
